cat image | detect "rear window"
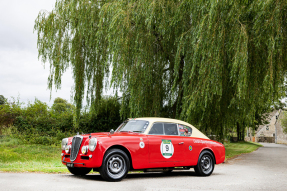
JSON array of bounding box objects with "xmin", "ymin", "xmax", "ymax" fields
[{"xmin": 178, "ymin": 124, "xmax": 192, "ymax": 136}]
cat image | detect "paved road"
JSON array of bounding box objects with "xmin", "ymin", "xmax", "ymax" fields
[{"xmin": 1, "ymin": 143, "xmax": 287, "ymax": 191}]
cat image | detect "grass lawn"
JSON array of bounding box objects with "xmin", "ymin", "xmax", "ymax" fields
[
  {"xmin": 224, "ymin": 141, "xmax": 262, "ymax": 159},
  {"xmin": 0, "ymin": 136, "xmax": 262, "ymax": 173},
  {"xmin": 0, "ymin": 136, "xmax": 68, "ymax": 173}
]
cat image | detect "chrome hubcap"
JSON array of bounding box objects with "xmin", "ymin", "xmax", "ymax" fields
[
  {"xmin": 106, "ymin": 154, "xmax": 126, "ymax": 179},
  {"xmin": 200, "ymin": 155, "xmax": 213, "ymax": 174}
]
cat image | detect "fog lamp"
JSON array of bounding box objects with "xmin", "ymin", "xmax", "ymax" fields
[{"xmin": 81, "ymin": 146, "xmax": 88, "ymax": 154}]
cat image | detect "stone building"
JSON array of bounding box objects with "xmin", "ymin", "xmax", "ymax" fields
[{"xmin": 245, "ymin": 109, "xmax": 287, "ymax": 144}]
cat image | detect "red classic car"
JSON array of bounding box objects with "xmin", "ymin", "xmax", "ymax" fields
[{"xmin": 61, "ymin": 118, "xmax": 225, "ymax": 181}]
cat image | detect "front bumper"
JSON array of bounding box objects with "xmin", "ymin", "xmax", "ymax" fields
[{"xmin": 61, "ymin": 148, "xmax": 103, "ymax": 168}]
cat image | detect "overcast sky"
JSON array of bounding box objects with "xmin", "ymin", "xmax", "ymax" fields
[{"xmin": 0, "ymin": 0, "xmax": 93, "ymax": 106}]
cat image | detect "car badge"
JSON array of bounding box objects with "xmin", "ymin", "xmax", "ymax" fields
[{"xmin": 189, "ymin": 146, "xmax": 192, "ymax": 151}]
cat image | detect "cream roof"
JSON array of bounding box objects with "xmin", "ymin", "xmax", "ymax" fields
[{"xmin": 130, "ymin": 117, "xmax": 209, "ymax": 139}]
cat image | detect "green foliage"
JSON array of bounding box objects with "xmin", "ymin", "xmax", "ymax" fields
[
  {"xmin": 79, "ymin": 96, "xmax": 122, "ymax": 133},
  {"xmin": 0, "ymin": 96, "xmax": 121, "ymax": 144},
  {"xmin": 0, "ymin": 97, "xmax": 23, "ymax": 134},
  {"xmin": 34, "ymin": 0, "xmax": 287, "ymax": 138},
  {"xmin": 0, "ymin": 95, "xmax": 5, "ymax": 105},
  {"xmin": 0, "ymin": 98, "xmax": 75, "ymax": 145},
  {"xmin": 51, "ymin": 97, "xmax": 74, "ymax": 114}
]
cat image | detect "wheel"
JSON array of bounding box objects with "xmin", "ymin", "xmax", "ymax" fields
[
  {"xmin": 99, "ymin": 148, "xmax": 130, "ymax": 181},
  {"xmin": 194, "ymin": 150, "xmax": 214, "ymax": 176},
  {"xmin": 67, "ymin": 167, "xmax": 92, "ymax": 176}
]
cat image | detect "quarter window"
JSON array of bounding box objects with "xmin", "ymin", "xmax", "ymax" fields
[{"xmin": 178, "ymin": 124, "xmax": 192, "ymax": 136}]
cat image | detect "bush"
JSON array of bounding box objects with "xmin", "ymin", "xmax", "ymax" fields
[
  {"xmin": 79, "ymin": 96, "xmax": 122, "ymax": 133},
  {"xmin": 0, "ymin": 96, "xmax": 122, "ymax": 145}
]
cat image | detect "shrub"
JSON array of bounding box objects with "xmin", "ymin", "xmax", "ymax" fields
[
  {"xmin": 0, "ymin": 96, "xmax": 122, "ymax": 145},
  {"xmin": 79, "ymin": 96, "xmax": 122, "ymax": 133}
]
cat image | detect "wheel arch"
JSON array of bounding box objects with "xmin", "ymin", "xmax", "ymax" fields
[
  {"xmin": 199, "ymin": 148, "xmax": 216, "ymax": 164},
  {"xmin": 105, "ymin": 145, "xmax": 134, "ymax": 170}
]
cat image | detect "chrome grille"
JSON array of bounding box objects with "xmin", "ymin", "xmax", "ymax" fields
[{"xmin": 70, "ymin": 135, "xmax": 83, "ymax": 162}]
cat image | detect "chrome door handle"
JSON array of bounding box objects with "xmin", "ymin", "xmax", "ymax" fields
[{"xmin": 179, "ymin": 142, "xmax": 184, "ymax": 145}]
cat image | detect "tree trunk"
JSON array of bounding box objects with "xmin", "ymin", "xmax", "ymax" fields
[{"xmin": 237, "ymin": 122, "xmax": 240, "ymax": 141}]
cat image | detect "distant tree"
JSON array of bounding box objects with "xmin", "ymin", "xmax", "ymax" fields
[
  {"xmin": 0, "ymin": 95, "xmax": 5, "ymax": 105},
  {"xmin": 51, "ymin": 97, "xmax": 74, "ymax": 114}
]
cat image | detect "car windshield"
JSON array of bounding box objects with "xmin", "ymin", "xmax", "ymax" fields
[{"xmin": 117, "ymin": 120, "xmax": 149, "ymax": 133}]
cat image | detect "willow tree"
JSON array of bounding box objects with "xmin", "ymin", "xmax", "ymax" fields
[{"xmin": 35, "ymin": 0, "xmax": 287, "ymax": 137}]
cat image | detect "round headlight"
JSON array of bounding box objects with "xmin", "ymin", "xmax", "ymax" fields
[
  {"xmin": 89, "ymin": 138, "xmax": 97, "ymax": 152},
  {"xmin": 81, "ymin": 146, "xmax": 88, "ymax": 154},
  {"xmin": 61, "ymin": 138, "xmax": 68, "ymax": 150}
]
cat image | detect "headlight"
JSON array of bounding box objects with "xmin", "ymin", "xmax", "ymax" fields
[
  {"xmin": 89, "ymin": 138, "xmax": 97, "ymax": 152},
  {"xmin": 81, "ymin": 146, "xmax": 88, "ymax": 154},
  {"xmin": 61, "ymin": 138, "xmax": 68, "ymax": 150}
]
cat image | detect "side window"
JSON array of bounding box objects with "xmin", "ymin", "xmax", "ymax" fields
[
  {"xmin": 164, "ymin": 123, "xmax": 178, "ymax": 135},
  {"xmin": 148, "ymin": 123, "xmax": 164, "ymax": 135},
  {"xmin": 178, "ymin": 124, "xmax": 192, "ymax": 136}
]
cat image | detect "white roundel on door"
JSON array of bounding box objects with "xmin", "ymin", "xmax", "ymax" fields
[
  {"xmin": 139, "ymin": 142, "xmax": 145, "ymax": 148},
  {"xmin": 160, "ymin": 139, "xmax": 174, "ymax": 159}
]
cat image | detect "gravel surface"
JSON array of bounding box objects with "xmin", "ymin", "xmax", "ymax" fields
[{"xmin": 1, "ymin": 143, "xmax": 287, "ymax": 191}]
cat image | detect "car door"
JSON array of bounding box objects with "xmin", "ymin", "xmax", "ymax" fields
[{"xmin": 148, "ymin": 122, "xmax": 185, "ymax": 163}]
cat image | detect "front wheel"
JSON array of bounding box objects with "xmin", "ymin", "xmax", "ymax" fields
[
  {"xmin": 194, "ymin": 150, "xmax": 214, "ymax": 176},
  {"xmin": 67, "ymin": 167, "xmax": 92, "ymax": 176},
  {"xmin": 99, "ymin": 148, "xmax": 130, "ymax": 181}
]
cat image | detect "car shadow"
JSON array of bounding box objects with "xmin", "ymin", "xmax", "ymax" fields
[{"xmin": 63, "ymin": 170, "xmax": 220, "ymax": 181}]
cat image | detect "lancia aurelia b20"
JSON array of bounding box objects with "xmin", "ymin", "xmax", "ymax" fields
[{"xmin": 61, "ymin": 118, "xmax": 225, "ymax": 181}]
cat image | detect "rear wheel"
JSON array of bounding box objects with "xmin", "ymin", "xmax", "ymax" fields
[
  {"xmin": 67, "ymin": 167, "xmax": 92, "ymax": 176},
  {"xmin": 194, "ymin": 150, "xmax": 214, "ymax": 176},
  {"xmin": 99, "ymin": 149, "xmax": 130, "ymax": 181}
]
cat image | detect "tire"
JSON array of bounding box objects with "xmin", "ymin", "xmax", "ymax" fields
[
  {"xmin": 99, "ymin": 148, "xmax": 130, "ymax": 181},
  {"xmin": 67, "ymin": 167, "xmax": 92, "ymax": 176},
  {"xmin": 194, "ymin": 150, "xmax": 214, "ymax": 176}
]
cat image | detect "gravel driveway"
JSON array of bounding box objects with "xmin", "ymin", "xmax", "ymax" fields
[{"xmin": 1, "ymin": 143, "xmax": 287, "ymax": 191}]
